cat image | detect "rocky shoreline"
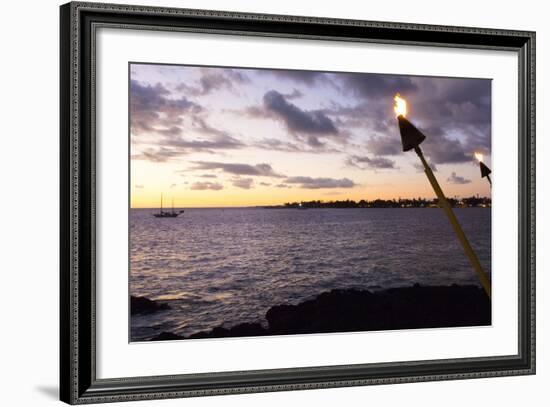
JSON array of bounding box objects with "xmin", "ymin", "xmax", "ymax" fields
[
  {"xmin": 132, "ymin": 284, "xmax": 491, "ymax": 341},
  {"xmin": 130, "ymin": 295, "xmax": 170, "ymax": 315}
]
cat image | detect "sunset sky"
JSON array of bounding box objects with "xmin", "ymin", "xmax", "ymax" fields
[{"xmin": 130, "ymin": 63, "xmax": 491, "ymax": 208}]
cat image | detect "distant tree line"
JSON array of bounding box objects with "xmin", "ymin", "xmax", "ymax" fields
[{"xmin": 264, "ymin": 196, "xmax": 491, "ymax": 209}]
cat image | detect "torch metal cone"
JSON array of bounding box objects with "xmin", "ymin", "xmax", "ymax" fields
[
  {"xmin": 480, "ymin": 161, "xmax": 492, "ymax": 178},
  {"xmin": 397, "ymin": 115, "xmax": 426, "ymax": 152}
]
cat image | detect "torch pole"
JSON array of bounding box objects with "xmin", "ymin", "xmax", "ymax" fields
[
  {"xmin": 414, "ymin": 146, "xmax": 492, "ymax": 298},
  {"xmin": 486, "ymin": 175, "xmax": 492, "ymax": 186}
]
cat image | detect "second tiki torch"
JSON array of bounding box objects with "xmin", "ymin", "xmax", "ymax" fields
[{"xmin": 475, "ymin": 152, "xmax": 492, "ymax": 186}]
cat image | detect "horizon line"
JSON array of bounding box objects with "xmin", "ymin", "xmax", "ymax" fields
[{"xmin": 131, "ymin": 195, "xmax": 491, "ymax": 210}]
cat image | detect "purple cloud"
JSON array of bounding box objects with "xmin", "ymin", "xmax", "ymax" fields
[
  {"xmin": 190, "ymin": 181, "xmax": 223, "ymax": 191},
  {"xmin": 284, "ymin": 176, "xmax": 356, "ymax": 189},
  {"xmin": 447, "ymin": 172, "xmax": 471, "ymax": 185}
]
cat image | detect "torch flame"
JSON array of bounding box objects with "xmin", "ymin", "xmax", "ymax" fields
[
  {"xmin": 394, "ymin": 94, "xmax": 407, "ymax": 117},
  {"xmin": 474, "ymin": 152, "xmax": 484, "ymax": 162}
]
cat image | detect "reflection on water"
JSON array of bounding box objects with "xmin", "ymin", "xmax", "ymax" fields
[{"xmin": 130, "ymin": 207, "xmax": 491, "ymax": 341}]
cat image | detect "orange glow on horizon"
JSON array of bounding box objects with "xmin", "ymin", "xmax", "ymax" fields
[{"xmin": 129, "ymin": 181, "xmax": 487, "ymax": 209}]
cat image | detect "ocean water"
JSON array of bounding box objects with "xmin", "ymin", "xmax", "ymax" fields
[{"xmin": 130, "ymin": 207, "xmax": 491, "ymax": 341}]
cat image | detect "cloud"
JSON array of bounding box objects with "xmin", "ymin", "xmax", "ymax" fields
[
  {"xmin": 191, "ymin": 117, "xmax": 229, "ymax": 137},
  {"xmin": 199, "ymin": 174, "xmax": 217, "ymax": 178},
  {"xmin": 199, "ymin": 71, "xmax": 233, "ymax": 94},
  {"xmin": 329, "ymin": 75, "xmax": 491, "ymax": 162},
  {"xmin": 232, "ymin": 178, "xmax": 254, "ymax": 189},
  {"xmin": 447, "ymin": 172, "xmax": 471, "ymax": 184},
  {"xmin": 132, "ymin": 66, "xmax": 491, "ymax": 183},
  {"xmin": 160, "ymin": 132, "xmax": 244, "ymax": 152},
  {"xmin": 132, "ymin": 147, "xmax": 184, "ymax": 163},
  {"xmin": 366, "ymin": 135, "xmax": 402, "ymax": 156},
  {"xmin": 189, "ymin": 161, "xmax": 284, "ymax": 177},
  {"xmin": 255, "ymin": 90, "xmax": 343, "ymax": 147},
  {"xmin": 131, "ymin": 132, "xmax": 244, "ymax": 162},
  {"xmin": 263, "ymin": 70, "xmax": 325, "ymax": 85},
  {"xmin": 251, "ymin": 137, "xmax": 342, "ymax": 153},
  {"xmin": 340, "ymin": 73, "xmax": 417, "ymax": 99},
  {"xmin": 408, "ymin": 77, "xmax": 491, "ymax": 154},
  {"xmin": 253, "ymin": 138, "xmax": 303, "ymax": 152},
  {"xmin": 346, "ymin": 155, "xmax": 397, "ymax": 169},
  {"xmin": 445, "ymin": 79, "xmax": 491, "ymax": 107},
  {"xmin": 263, "ymin": 90, "xmax": 338, "ymax": 135},
  {"xmin": 420, "ymin": 126, "xmax": 472, "ymax": 164},
  {"xmin": 259, "ymin": 182, "xmax": 271, "ymax": 186},
  {"xmin": 275, "ymin": 183, "xmax": 291, "ymax": 188},
  {"xmin": 132, "ymin": 117, "xmax": 246, "ymax": 162},
  {"xmin": 413, "ymin": 162, "xmax": 438, "ymax": 172},
  {"xmin": 155, "ymin": 117, "xmax": 244, "ymax": 151},
  {"xmin": 134, "ymin": 184, "xmax": 144, "ymax": 189},
  {"xmin": 176, "ymin": 68, "xmax": 249, "ymax": 96},
  {"xmin": 130, "ymin": 80, "xmax": 201, "ymax": 135},
  {"xmin": 190, "ymin": 181, "xmax": 223, "ymax": 190},
  {"xmin": 283, "ymin": 176, "xmax": 356, "ymax": 189},
  {"xmin": 283, "ymin": 88, "xmax": 303, "ymax": 100},
  {"xmin": 321, "ymin": 102, "xmax": 391, "ymax": 137},
  {"xmin": 157, "ymin": 126, "xmax": 183, "ymax": 136},
  {"xmin": 356, "ymin": 123, "xmax": 476, "ymax": 166},
  {"xmin": 130, "ymin": 74, "xmax": 248, "ymax": 164}
]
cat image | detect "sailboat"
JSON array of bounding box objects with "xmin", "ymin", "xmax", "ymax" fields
[{"xmin": 153, "ymin": 194, "xmax": 184, "ymax": 218}]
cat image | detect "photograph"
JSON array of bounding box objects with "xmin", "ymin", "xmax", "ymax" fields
[
  {"xmin": 57, "ymin": 2, "xmax": 535, "ymax": 404},
  {"xmin": 129, "ymin": 63, "xmax": 493, "ymax": 342}
]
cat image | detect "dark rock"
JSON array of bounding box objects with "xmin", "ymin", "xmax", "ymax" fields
[
  {"xmin": 227, "ymin": 322, "xmax": 267, "ymax": 337},
  {"xmin": 188, "ymin": 322, "xmax": 267, "ymax": 339},
  {"xmin": 149, "ymin": 331, "xmax": 183, "ymax": 341},
  {"xmin": 146, "ymin": 285, "xmax": 490, "ymax": 341},
  {"xmin": 130, "ymin": 296, "xmax": 170, "ymax": 315},
  {"xmin": 266, "ymin": 285, "xmax": 490, "ymax": 335}
]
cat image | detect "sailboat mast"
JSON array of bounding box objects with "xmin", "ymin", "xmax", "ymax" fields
[{"xmin": 160, "ymin": 193, "xmax": 163, "ymax": 211}]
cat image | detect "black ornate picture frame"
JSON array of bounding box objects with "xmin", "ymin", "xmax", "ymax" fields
[{"xmin": 60, "ymin": 2, "xmax": 535, "ymax": 404}]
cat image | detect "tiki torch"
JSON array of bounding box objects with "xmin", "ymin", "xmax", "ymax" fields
[
  {"xmin": 475, "ymin": 152, "xmax": 492, "ymax": 186},
  {"xmin": 394, "ymin": 94, "xmax": 491, "ymax": 298}
]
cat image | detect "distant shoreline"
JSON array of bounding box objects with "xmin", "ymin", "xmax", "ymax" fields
[
  {"xmin": 131, "ymin": 205, "xmax": 492, "ymax": 210},
  {"xmin": 130, "ymin": 207, "xmax": 492, "ymax": 210},
  {"xmin": 131, "ymin": 196, "xmax": 491, "ymax": 210},
  {"xmin": 263, "ymin": 196, "xmax": 491, "ymax": 209}
]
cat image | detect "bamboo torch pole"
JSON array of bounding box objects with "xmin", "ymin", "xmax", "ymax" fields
[
  {"xmin": 415, "ymin": 146, "xmax": 491, "ymax": 298},
  {"xmin": 393, "ymin": 94, "xmax": 491, "ymax": 298}
]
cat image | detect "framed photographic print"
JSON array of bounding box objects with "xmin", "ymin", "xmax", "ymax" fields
[{"xmin": 60, "ymin": 1, "xmax": 535, "ymax": 404}]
